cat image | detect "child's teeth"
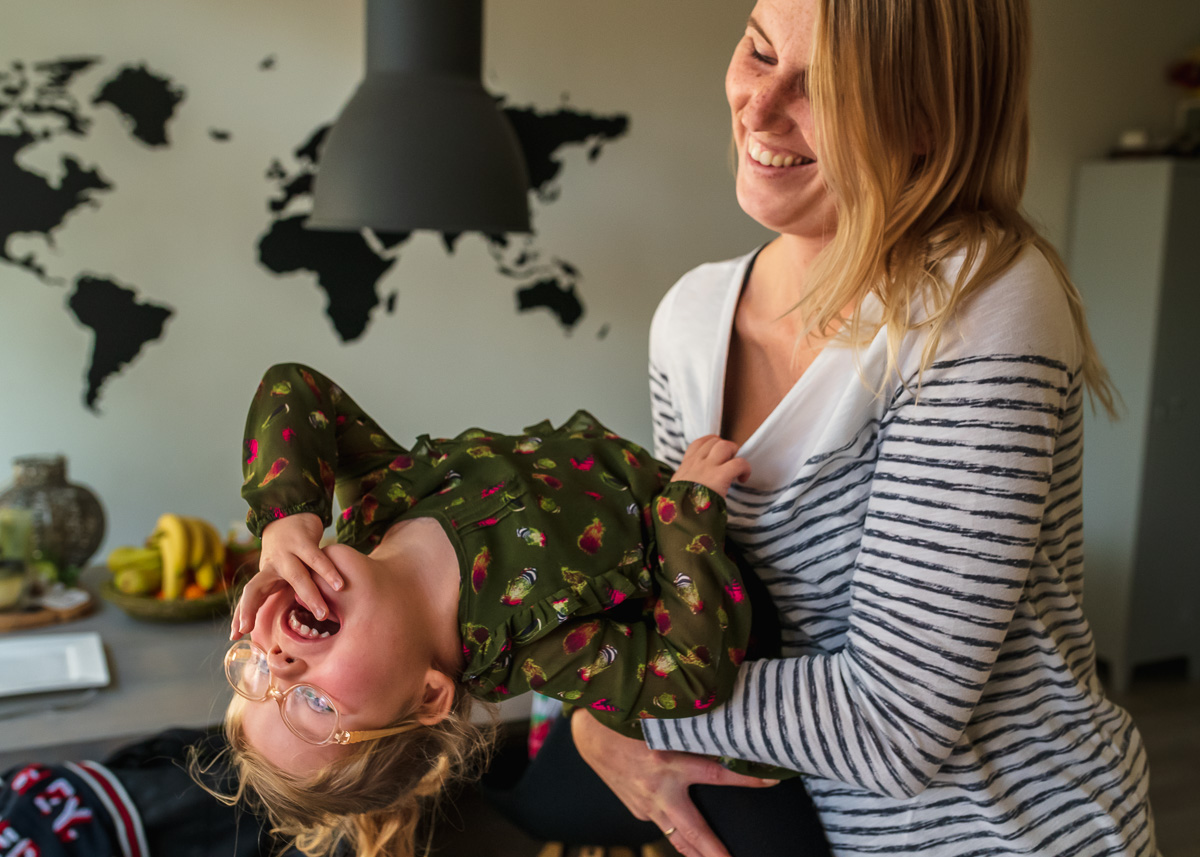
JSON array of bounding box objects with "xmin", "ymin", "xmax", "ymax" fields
[{"xmin": 288, "ymin": 608, "xmax": 329, "ymax": 639}]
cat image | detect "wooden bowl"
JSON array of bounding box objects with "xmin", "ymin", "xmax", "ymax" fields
[{"xmin": 99, "ymin": 578, "xmax": 238, "ymax": 623}]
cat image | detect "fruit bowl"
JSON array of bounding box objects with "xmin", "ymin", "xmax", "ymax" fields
[{"xmin": 99, "ymin": 577, "xmax": 238, "ymax": 623}]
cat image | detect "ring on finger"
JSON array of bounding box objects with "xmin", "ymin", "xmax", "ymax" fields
[{"xmin": 662, "ymin": 826, "xmax": 677, "ymax": 837}]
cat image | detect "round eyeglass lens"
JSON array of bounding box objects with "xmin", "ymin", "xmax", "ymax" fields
[
  {"xmin": 226, "ymin": 642, "xmax": 271, "ymax": 699},
  {"xmin": 282, "ymin": 685, "xmax": 338, "ymax": 743}
]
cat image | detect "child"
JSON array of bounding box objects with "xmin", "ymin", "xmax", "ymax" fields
[{"xmin": 224, "ymin": 363, "xmax": 758, "ymax": 857}]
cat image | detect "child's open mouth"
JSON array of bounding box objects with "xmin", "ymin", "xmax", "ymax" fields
[{"xmin": 287, "ymin": 600, "xmax": 341, "ymax": 640}]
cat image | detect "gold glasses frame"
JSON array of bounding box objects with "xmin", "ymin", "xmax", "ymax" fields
[{"xmin": 224, "ymin": 639, "xmax": 419, "ymax": 746}]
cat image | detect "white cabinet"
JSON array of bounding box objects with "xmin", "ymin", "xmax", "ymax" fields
[{"xmin": 1068, "ymin": 158, "xmax": 1200, "ymax": 693}]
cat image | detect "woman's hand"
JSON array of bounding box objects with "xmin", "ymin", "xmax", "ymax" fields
[
  {"xmin": 570, "ymin": 710, "xmax": 777, "ymax": 857},
  {"xmin": 229, "ymin": 512, "xmax": 343, "ymax": 639},
  {"xmin": 671, "ymin": 435, "xmax": 751, "ymax": 498}
]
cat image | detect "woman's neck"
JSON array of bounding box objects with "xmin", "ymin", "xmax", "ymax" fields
[
  {"xmin": 371, "ymin": 518, "xmax": 464, "ymax": 674},
  {"xmin": 719, "ymin": 232, "xmax": 839, "ymax": 445}
]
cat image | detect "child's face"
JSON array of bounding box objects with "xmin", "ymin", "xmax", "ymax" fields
[{"xmin": 239, "ymin": 544, "xmax": 442, "ymax": 776}]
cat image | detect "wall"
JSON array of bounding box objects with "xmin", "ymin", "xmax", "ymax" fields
[
  {"xmin": 1028, "ymin": 0, "xmax": 1200, "ymax": 251},
  {"xmin": 0, "ymin": 0, "xmax": 1196, "ymax": 564},
  {"xmin": 0, "ymin": 0, "xmax": 767, "ymax": 555}
]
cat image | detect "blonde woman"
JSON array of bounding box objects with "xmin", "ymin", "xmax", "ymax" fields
[{"xmin": 569, "ymin": 1, "xmax": 1160, "ymax": 856}]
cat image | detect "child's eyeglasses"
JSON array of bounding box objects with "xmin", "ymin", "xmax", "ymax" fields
[{"xmin": 224, "ymin": 640, "xmax": 420, "ymax": 746}]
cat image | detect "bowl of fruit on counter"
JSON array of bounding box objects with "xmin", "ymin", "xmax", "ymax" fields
[{"xmin": 101, "ymin": 515, "xmax": 259, "ymax": 622}]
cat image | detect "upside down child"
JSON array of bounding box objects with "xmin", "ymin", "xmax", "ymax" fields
[{"xmin": 220, "ymin": 363, "xmax": 773, "ymax": 857}]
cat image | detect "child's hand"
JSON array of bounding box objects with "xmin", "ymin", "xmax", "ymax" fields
[
  {"xmin": 229, "ymin": 512, "xmax": 343, "ymax": 640},
  {"xmin": 670, "ymin": 435, "xmax": 751, "ymax": 498}
]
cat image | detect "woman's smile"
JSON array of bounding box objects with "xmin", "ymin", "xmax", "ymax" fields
[
  {"xmin": 726, "ymin": 0, "xmax": 837, "ymax": 237},
  {"xmin": 746, "ymin": 137, "xmax": 816, "ymax": 169}
]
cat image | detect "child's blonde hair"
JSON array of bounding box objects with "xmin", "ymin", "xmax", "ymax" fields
[{"xmin": 196, "ymin": 690, "xmax": 497, "ymax": 857}]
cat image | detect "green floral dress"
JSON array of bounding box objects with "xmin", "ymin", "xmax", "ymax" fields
[{"xmin": 241, "ymin": 363, "xmax": 753, "ymax": 738}]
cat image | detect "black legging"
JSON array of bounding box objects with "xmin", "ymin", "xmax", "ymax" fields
[
  {"xmin": 480, "ymin": 713, "xmax": 830, "ymax": 855},
  {"xmin": 480, "ymin": 546, "xmax": 830, "ymax": 855}
]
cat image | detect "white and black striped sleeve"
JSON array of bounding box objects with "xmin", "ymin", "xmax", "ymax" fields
[{"xmin": 644, "ymin": 326, "xmax": 1076, "ymax": 797}]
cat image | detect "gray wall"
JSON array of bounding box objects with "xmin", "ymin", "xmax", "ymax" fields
[{"xmin": 1, "ymin": 0, "xmax": 1197, "ymax": 562}]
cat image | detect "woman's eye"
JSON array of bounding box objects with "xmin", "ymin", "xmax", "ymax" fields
[{"xmin": 747, "ymin": 39, "xmax": 775, "ymax": 65}]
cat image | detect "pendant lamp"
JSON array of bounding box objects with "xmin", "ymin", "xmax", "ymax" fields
[{"xmin": 307, "ymin": 0, "xmax": 531, "ymax": 234}]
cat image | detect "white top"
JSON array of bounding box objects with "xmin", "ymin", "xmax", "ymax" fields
[{"xmin": 641, "ymin": 247, "xmax": 1159, "ymax": 857}]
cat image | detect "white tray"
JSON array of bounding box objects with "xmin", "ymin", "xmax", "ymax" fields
[{"xmin": 0, "ymin": 631, "xmax": 110, "ymax": 698}]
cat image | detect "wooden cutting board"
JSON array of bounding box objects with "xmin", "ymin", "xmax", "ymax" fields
[{"xmin": 0, "ymin": 588, "xmax": 94, "ymax": 633}]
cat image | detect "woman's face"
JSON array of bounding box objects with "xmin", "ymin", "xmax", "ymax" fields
[{"xmin": 726, "ymin": 0, "xmax": 837, "ymax": 239}]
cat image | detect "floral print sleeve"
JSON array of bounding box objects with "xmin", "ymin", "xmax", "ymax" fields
[
  {"xmin": 241, "ymin": 363, "xmax": 407, "ymax": 537},
  {"xmin": 470, "ymin": 480, "xmax": 752, "ymax": 739}
]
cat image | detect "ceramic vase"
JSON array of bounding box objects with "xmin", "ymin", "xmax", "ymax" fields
[{"xmin": 0, "ymin": 455, "xmax": 106, "ymax": 574}]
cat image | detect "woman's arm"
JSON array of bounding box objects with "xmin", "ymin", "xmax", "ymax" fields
[{"xmin": 642, "ymin": 265, "xmax": 1080, "ymax": 797}]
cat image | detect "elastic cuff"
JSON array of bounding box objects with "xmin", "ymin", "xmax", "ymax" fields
[{"xmin": 245, "ymin": 502, "xmax": 329, "ymax": 538}]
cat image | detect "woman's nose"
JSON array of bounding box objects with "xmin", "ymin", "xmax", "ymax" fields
[{"xmin": 742, "ymin": 76, "xmax": 797, "ymax": 135}]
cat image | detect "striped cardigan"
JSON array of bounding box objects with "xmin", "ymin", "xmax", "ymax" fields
[{"xmin": 640, "ymin": 248, "xmax": 1158, "ymax": 857}]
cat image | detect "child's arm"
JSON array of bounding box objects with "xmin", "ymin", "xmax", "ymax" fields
[
  {"xmin": 241, "ymin": 363, "xmax": 405, "ymax": 532},
  {"xmin": 230, "ymin": 512, "xmax": 338, "ymax": 638},
  {"xmin": 236, "ymin": 362, "xmax": 407, "ymax": 635}
]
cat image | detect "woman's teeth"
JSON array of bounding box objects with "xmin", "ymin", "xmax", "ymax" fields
[
  {"xmin": 289, "ymin": 608, "xmax": 331, "ymax": 639},
  {"xmin": 748, "ymin": 140, "xmax": 815, "ymax": 168}
]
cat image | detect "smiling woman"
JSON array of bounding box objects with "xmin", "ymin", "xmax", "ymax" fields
[{"xmin": 565, "ymin": 1, "xmax": 1158, "ymax": 857}]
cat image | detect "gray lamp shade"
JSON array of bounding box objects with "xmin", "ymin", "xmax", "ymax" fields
[{"xmin": 307, "ymin": 0, "xmax": 531, "ymax": 234}]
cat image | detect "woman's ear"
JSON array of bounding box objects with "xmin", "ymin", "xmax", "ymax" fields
[{"xmin": 416, "ymin": 669, "xmax": 456, "ymax": 726}]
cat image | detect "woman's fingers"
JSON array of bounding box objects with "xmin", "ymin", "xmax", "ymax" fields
[
  {"xmin": 655, "ymin": 797, "xmax": 731, "ymax": 857},
  {"xmin": 652, "ymin": 755, "xmax": 778, "ymax": 857},
  {"xmin": 682, "ymin": 754, "xmax": 780, "ymax": 789},
  {"xmin": 570, "ymin": 711, "xmax": 749, "ymax": 857}
]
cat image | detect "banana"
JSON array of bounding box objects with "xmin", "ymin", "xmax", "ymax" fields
[
  {"xmin": 148, "ymin": 513, "xmax": 190, "ymax": 600},
  {"xmin": 183, "ymin": 517, "xmax": 208, "ymax": 569},
  {"xmin": 115, "ymin": 564, "xmax": 163, "ymax": 595},
  {"xmin": 192, "ymin": 518, "xmax": 226, "ymax": 590},
  {"xmin": 193, "ymin": 562, "xmax": 218, "ymax": 591},
  {"xmin": 107, "ymin": 545, "xmax": 164, "ymax": 594},
  {"xmin": 197, "ymin": 518, "xmax": 227, "ymax": 569},
  {"xmin": 106, "ymin": 545, "xmax": 163, "ymax": 574}
]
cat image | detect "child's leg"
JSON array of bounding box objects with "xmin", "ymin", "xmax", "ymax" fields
[
  {"xmin": 481, "ymin": 715, "xmax": 831, "ymax": 856},
  {"xmin": 690, "ymin": 778, "xmax": 830, "ymax": 857},
  {"xmin": 480, "ymin": 714, "xmax": 662, "ymax": 848}
]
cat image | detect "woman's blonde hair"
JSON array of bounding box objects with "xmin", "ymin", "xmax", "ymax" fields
[
  {"xmin": 798, "ymin": 0, "xmax": 1115, "ymax": 413},
  {"xmin": 194, "ymin": 691, "xmax": 497, "ymax": 857}
]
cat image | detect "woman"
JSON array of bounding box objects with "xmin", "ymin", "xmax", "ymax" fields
[{"xmin": 570, "ymin": 1, "xmax": 1159, "ymax": 856}]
